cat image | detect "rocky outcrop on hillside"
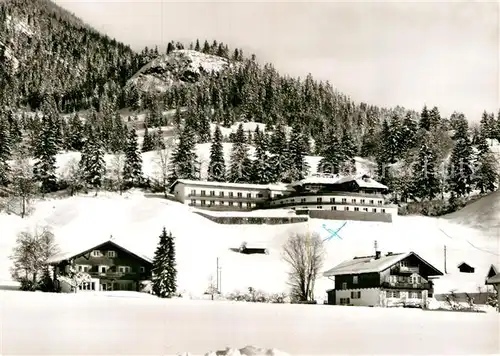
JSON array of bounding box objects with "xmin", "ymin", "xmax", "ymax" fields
[{"xmin": 126, "ymin": 50, "xmax": 232, "ymax": 93}]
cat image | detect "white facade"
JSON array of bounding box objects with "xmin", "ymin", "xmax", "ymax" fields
[{"xmin": 335, "ymin": 288, "xmax": 427, "ymax": 307}]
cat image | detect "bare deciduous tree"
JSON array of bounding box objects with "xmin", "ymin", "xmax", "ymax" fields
[
  {"xmin": 9, "ymin": 226, "xmax": 59, "ymax": 290},
  {"xmin": 61, "ymin": 157, "xmax": 83, "ymax": 196},
  {"xmin": 282, "ymin": 232, "xmax": 326, "ymax": 303},
  {"xmin": 9, "ymin": 153, "xmax": 36, "ymax": 218},
  {"xmin": 204, "ymin": 274, "xmax": 219, "ymax": 300},
  {"xmin": 109, "ymin": 153, "xmax": 126, "ymax": 194},
  {"xmin": 153, "ymin": 136, "xmax": 172, "ymax": 197}
]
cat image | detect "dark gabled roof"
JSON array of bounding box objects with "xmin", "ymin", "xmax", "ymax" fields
[
  {"xmin": 457, "ymin": 262, "xmax": 474, "ymax": 268},
  {"xmin": 47, "ymin": 240, "xmax": 153, "ymax": 265},
  {"xmin": 486, "ymin": 265, "xmax": 498, "ymax": 279},
  {"xmin": 323, "ymin": 251, "xmax": 443, "ymax": 277},
  {"xmin": 486, "ymin": 273, "xmax": 500, "ymax": 285}
]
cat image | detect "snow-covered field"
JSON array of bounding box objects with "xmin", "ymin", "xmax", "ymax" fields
[
  {"xmin": 1, "ymin": 188, "xmax": 498, "ymax": 299},
  {"xmin": 0, "ymin": 290, "xmax": 498, "ymax": 355}
]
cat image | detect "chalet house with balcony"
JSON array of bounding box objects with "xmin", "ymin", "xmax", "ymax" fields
[
  {"xmin": 323, "ymin": 250, "xmax": 443, "ymax": 308},
  {"xmin": 47, "ymin": 240, "xmax": 153, "ymax": 293},
  {"xmin": 485, "ymin": 264, "xmax": 500, "ymax": 312}
]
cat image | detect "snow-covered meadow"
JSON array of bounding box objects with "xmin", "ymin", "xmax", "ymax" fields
[{"xmin": 0, "ymin": 289, "xmax": 498, "ymax": 355}]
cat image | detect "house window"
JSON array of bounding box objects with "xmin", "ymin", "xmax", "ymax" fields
[
  {"xmin": 301, "ymin": 198, "xmax": 306, "ymax": 203},
  {"xmin": 363, "ymin": 208, "xmax": 368, "ymax": 212},
  {"xmin": 229, "ymin": 192, "xmax": 234, "ymax": 197},
  {"xmin": 342, "ymin": 198, "xmax": 347, "ymax": 203},
  {"xmin": 351, "ymin": 291, "xmax": 361, "ymax": 299},
  {"xmin": 118, "ymin": 266, "xmax": 131, "ymax": 273},
  {"xmin": 382, "ymin": 209, "xmax": 386, "ymax": 213},
  {"xmin": 91, "ymin": 250, "xmax": 102, "ymax": 257},
  {"xmin": 331, "ymin": 206, "xmax": 337, "ymax": 211},
  {"xmin": 370, "ymin": 200, "xmax": 374, "ymax": 204},
  {"xmin": 237, "ymin": 192, "xmax": 242, "ymax": 198},
  {"xmin": 201, "ymin": 200, "xmax": 206, "ymax": 206},
  {"xmin": 78, "ymin": 265, "xmax": 91, "ymax": 272},
  {"xmin": 345, "ymin": 207, "xmax": 349, "ymax": 211},
  {"xmin": 210, "ymin": 200, "xmax": 215, "ymax": 206},
  {"xmin": 372, "ymin": 208, "xmax": 377, "ymax": 212},
  {"xmin": 247, "ymin": 193, "xmax": 251, "ymax": 198},
  {"xmin": 330, "ymin": 198, "xmax": 335, "ymax": 203},
  {"xmin": 378, "ymin": 200, "xmax": 383, "ymax": 205},
  {"xmin": 100, "ymin": 266, "xmax": 108, "ymax": 273},
  {"xmin": 229, "ymin": 201, "xmax": 234, "ymax": 206},
  {"xmin": 317, "ymin": 206, "xmax": 322, "ymax": 209},
  {"xmin": 339, "ymin": 297, "xmax": 351, "ymax": 305},
  {"xmin": 360, "ymin": 199, "xmax": 365, "ymax": 204},
  {"xmin": 388, "ymin": 291, "xmax": 401, "ymax": 298},
  {"xmin": 257, "ymin": 193, "xmax": 263, "ymax": 198},
  {"xmin": 219, "ymin": 191, "xmax": 224, "ymax": 197},
  {"xmin": 353, "ymin": 276, "xmax": 358, "ymax": 284},
  {"xmin": 354, "ymin": 207, "xmax": 359, "ymax": 211},
  {"xmin": 351, "ymin": 199, "xmax": 356, "ymax": 203},
  {"xmin": 107, "ymin": 251, "xmax": 116, "ymax": 258},
  {"xmin": 210, "ymin": 190, "xmax": 215, "ymax": 196},
  {"xmin": 190, "ymin": 189, "xmax": 196, "ymax": 196},
  {"xmin": 238, "ymin": 202, "xmax": 243, "ymax": 208},
  {"xmin": 247, "ymin": 203, "xmax": 251, "ymax": 208},
  {"xmin": 342, "ymin": 282, "xmax": 347, "ymax": 290},
  {"xmin": 140, "ymin": 267, "xmax": 145, "ymax": 273},
  {"xmin": 190, "ymin": 199, "xmax": 196, "ymax": 206},
  {"xmin": 201, "ymin": 190, "xmax": 206, "ymax": 196},
  {"xmin": 317, "ymin": 197, "xmax": 322, "ymax": 203}
]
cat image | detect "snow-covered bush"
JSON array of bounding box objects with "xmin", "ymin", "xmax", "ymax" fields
[
  {"xmin": 225, "ymin": 287, "xmax": 289, "ymax": 304},
  {"xmin": 177, "ymin": 345, "xmax": 290, "ymax": 356}
]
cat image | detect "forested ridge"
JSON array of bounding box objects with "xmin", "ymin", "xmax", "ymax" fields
[{"xmin": 0, "ymin": 0, "xmax": 499, "ymax": 217}]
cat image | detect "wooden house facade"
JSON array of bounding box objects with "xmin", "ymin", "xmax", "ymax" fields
[
  {"xmin": 324, "ymin": 251, "xmax": 443, "ymax": 308},
  {"xmin": 47, "ymin": 240, "xmax": 153, "ymax": 293}
]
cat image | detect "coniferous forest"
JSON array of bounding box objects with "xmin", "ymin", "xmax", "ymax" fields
[{"xmin": 0, "ymin": 0, "xmax": 499, "ymax": 217}]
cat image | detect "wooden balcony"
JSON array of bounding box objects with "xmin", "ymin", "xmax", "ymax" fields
[
  {"xmin": 89, "ymin": 271, "xmax": 137, "ymax": 279},
  {"xmin": 392, "ymin": 265, "xmax": 419, "ymax": 274},
  {"xmin": 382, "ymin": 280, "xmax": 430, "ymax": 290}
]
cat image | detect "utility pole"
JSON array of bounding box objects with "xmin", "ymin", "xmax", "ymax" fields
[
  {"xmin": 216, "ymin": 257, "xmax": 219, "ymax": 292},
  {"xmin": 444, "ymin": 245, "xmax": 447, "ymax": 274}
]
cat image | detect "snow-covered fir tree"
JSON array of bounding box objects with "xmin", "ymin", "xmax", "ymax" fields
[
  {"xmin": 32, "ymin": 113, "xmax": 58, "ymax": 194},
  {"xmin": 168, "ymin": 126, "xmax": 199, "ymax": 184},
  {"xmin": 207, "ymin": 125, "xmax": 226, "ymax": 182},
  {"xmin": 0, "ymin": 114, "xmax": 11, "ymax": 186},
  {"xmin": 152, "ymin": 227, "xmax": 177, "ymax": 298},
  {"xmin": 447, "ymin": 114, "xmax": 473, "ymax": 197},
  {"xmin": 474, "ymin": 133, "xmax": 498, "ymax": 194},
  {"xmin": 142, "ymin": 126, "xmax": 154, "ymax": 152},
  {"xmin": 79, "ymin": 126, "xmax": 106, "ymax": 193},
  {"xmin": 339, "ymin": 129, "xmax": 357, "ymax": 175},
  {"xmin": 317, "ymin": 129, "xmax": 343, "ymax": 175},
  {"xmin": 252, "ymin": 126, "xmax": 273, "ymax": 184},
  {"xmin": 419, "ymin": 105, "xmax": 431, "ymax": 131},
  {"xmin": 411, "ymin": 133, "xmax": 441, "ymax": 201},
  {"xmin": 286, "ymin": 125, "xmax": 309, "ymax": 181},
  {"xmin": 123, "ymin": 128, "xmax": 143, "ymax": 188},
  {"xmin": 228, "ymin": 123, "xmax": 252, "ymax": 183}
]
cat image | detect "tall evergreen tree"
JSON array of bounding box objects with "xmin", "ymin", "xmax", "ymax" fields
[
  {"xmin": 283, "ymin": 125, "xmax": 309, "ymax": 182},
  {"xmin": 401, "ymin": 112, "xmax": 418, "ymax": 152},
  {"xmin": 419, "ymin": 105, "xmax": 431, "ymax": 131},
  {"xmin": 228, "ymin": 123, "xmax": 252, "ymax": 183},
  {"xmin": 152, "ymin": 227, "xmax": 177, "ymax": 298},
  {"xmin": 168, "ymin": 126, "xmax": 199, "ymax": 184},
  {"xmin": 207, "ymin": 125, "xmax": 226, "ymax": 182},
  {"xmin": 0, "ymin": 115, "xmax": 11, "ymax": 186},
  {"xmin": 474, "ymin": 133, "xmax": 498, "ymax": 194},
  {"xmin": 317, "ymin": 131, "xmax": 343, "ymax": 176},
  {"xmin": 411, "ymin": 134, "xmax": 441, "ymax": 201},
  {"xmin": 447, "ymin": 114, "xmax": 473, "ymax": 197},
  {"xmin": 123, "ymin": 128, "xmax": 143, "ymax": 188},
  {"xmin": 339, "ymin": 129, "xmax": 357, "ymax": 175},
  {"xmin": 252, "ymin": 126, "xmax": 273, "ymax": 184},
  {"xmin": 79, "ymin": 126, "xmax": 106, "ymax": 193},
  {"xmin": 142, "ymin": 126, "xmax": 154, "ymax": 152},
  {"xmin": 32, "ymin": 114, "xmax": 58, "ymax": 194}
]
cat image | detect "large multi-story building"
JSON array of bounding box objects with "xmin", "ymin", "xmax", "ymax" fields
[{"xmin": 169, "ymin": 174, "xmax": 398, "ymax": 221}]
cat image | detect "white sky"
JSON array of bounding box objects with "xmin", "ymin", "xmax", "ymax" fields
[{"xmin": 53, "ymin": 0, "xmax": 499, "ymax": 121}]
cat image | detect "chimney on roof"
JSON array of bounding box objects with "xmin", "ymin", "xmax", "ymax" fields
[{"xmin": 374, "ymin": 240, "xmax": 381, "ymax": 259}]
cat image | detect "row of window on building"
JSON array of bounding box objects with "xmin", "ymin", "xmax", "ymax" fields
[
  {"xmin": 190, "ymin": 200, "xmax": 255, "ymax": 208},
  {"xmin": 77, "ymin": 265, "xmax": 145, "ymax": 274},
  {"xmin": 275, "ymin": 197, "xmax": 384, "ymax": 206},
  {"xmin": 387, "ymin": 290, "xmax": 422, "ymax": 299},
  {"xmin": 387, "ymin": 275, "xmax": 422, "ymax": 284},
  {"xmin": 296, "ymin": 206, "xmax": 386, "ymax": 213},
  {"xmin": 190, "ymin": 189, "xmax": 264, "ymax": 199},
  {"xmin": 91, "ymin": 250, "xmax": 116, "ymax": 258}
]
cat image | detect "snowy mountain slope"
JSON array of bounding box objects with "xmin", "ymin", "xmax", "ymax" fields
[
  {"xmin": 443, "ymin": 190, "xmax": 500, "ymax": 238},
  {"xmin": 1, "ymin": 191, "xmax": 498, "ymax": 299},
  {"xmin": 126, "ymin": 50, "xmax": 233, "ymax": 93}
]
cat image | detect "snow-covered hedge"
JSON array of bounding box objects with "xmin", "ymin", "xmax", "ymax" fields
[
  {"xmin": 225, "ymin": 288, "xmax": 290, "ymax": 304},
  {"xmin": 178, "ymin": 345, "xmax": 290, "ymax": 356}
]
